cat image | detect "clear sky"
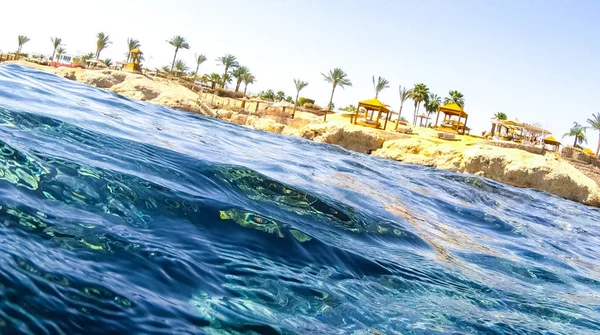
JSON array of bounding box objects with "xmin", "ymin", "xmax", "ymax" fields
[{"xmin": 2, "ymin": 0, "xmax": 599, "ymax": 149}]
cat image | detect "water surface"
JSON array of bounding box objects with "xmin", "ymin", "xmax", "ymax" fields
[{"xmin": 0, "ymin": 64, "xmax": 599, "ymax": 334}]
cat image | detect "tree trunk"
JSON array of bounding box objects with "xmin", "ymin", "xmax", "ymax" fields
[
  {"xmin": 574, "ymin": 136, "xmax": 577, "ymax": 148},
  {"xmin": 170, "ymin": 47, "xmax": 179, "ymax": 72},
  {"xmin": 292, "ymin": 91, "xmax": 299, "ymax": 119},
  {"xmin": 412, "ymin": 102, "xmax": 418, "ymax": 126},
  {"xmin": 51, "ymin": 49, "xmax": 56, "ymax": 63},
  {"xmin": 597, "ymin": 132, "xmax": 600, "ymax": 156},
  {"xmin": 192, "ymin": 63, "xmax": 200, "ymax": 92},
  {"xmin": 244, "ymin": 83, "xmax": 248, "ymax": 96},
  {"xmin": 221, "ymin": 66, "xmax": 229, "ymax": 89},
  {"xmin": 395, "ymin": 102, "xmax": 404, "ymax": 129},
  {"xmin": 326, "ymin": 84, "xmax": 336, "ymax": 122},
  {"xmin": 235, "ymin": 79, "xmax": 242, "ymax": 92}
]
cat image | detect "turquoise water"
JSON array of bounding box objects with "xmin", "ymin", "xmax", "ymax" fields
[{"xmin": 0, "ymin": 64, "xmax": 599, "ymax": 334}]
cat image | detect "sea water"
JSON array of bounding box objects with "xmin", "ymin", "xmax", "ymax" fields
[{"xmin": 0, "ymin": 64, "xmax": 599, "ymax": 334}]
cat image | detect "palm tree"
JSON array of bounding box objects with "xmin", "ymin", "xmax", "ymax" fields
[
  {"xmin": 17, "ymin": 35, "xmax": 30, "ymax": 57},
  {"xmin": 424, "ymin": 93, "xmax": 441, "ymax": 127},
  {"xmin": 260, "ymin": 89, "xmax": 276, "ymax": 101},
  {"xmin": 275, "ymin": 91, "xmax": 286, "ymax": 102},
  {"xmin": 55, "ymin": 47, "xmax": 66, "ymax": 63},
  {"xmin": 167, "ymin": 36, "xmax": 190, "ymax": 72},
  {"xmin": 494, "ymin": 112, "xmax": 507, "ymax": 120},
  {"xmin": 292, "ymin": 79, "xmax": 309, "ymax": 119},
  {"xmin": 104, "ymin": 58, "xmax": 113, "ymax": 67},
  {"xmin": 322, "ymin": 68, "xmax": 352, "ymax": 121},
  {"xmin": 409, "ymin": 83, "xmax": 429, "ymax": 125},
  {"xmin": 50, "ymin": 37, "xmax": 62, "ymax": 62},
  {"xmin": 232, "ymin": 66, "xmax": 249, "ymax": 92},
  {"xmin": 207, "ymin": 73, "xmax": 221, "ymax": 89},
  {"xmin": 587, "ymin": 113, "xmax": 600, "ymax": 155},
  {"xmin": 241, "ymin": 73, "xmax": 255, "ymax": 96},
  {"xmin": 216, "ymin": 54, "xmax": 239, "ymax": 88},
  {"xmin": 372, "ymin": 76, "xmax": 390, "ymax": 98},
  {"xmin": 126, "ymin": 38, "xmax": 141, "ymax": 63},
  {"xmin": 444, "ymin": 90, "xmax": 465, "ymax": 108},
  {"xmin": 95, "ymin": 32, "xmax": 111, "ymax": 59},
  {"xmin": 563, "ymin": 122, "xmax": 587, "ymax": 148},
  {"xmin": 174, "ymin": 59, "xmax": 189, "ymax": 76},
  {"xmin": 192, "ymin": 53, "xmax": 207, "ymax": 91},
  {"xmin": 396, "ymin": 85, "xmax": 410, "ymax": 129}
]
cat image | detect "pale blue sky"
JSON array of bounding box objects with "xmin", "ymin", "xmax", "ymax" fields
[{"xmin": 1, "ymin": 0, "xmax": 599, "ymax": 148}]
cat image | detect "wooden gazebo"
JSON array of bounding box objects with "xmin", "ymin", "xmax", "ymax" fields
[
  {"xmin": 543, "ymin": 136, "xmax": 561, "ymax": 152},
  {"xmin": 434, "ymin": 103, "xmax": 469, "ymax": 135},
  {"xmin": 353, "ymin": 98, "xmax": 391, "ymax": 129}
]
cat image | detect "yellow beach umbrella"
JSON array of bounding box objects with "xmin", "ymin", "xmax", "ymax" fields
[{"xmin": 583, "ymin": 148, "xmax": 595, "ymax": 155}]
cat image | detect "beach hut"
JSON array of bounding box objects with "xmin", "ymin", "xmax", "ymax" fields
[
  {"xmin": 123, "ymin": 48, "xmax": 143, "ymax": 74},
  {"xmin": 544, "ymin": 136, "xmax": 561, "ymax": 151},
  {"xmin": 353, "ymin": 98, "xmax": 391, "ymax": 129},
  {"xmin": 271, "ymin": 101, "xmax": 295, "ymax": 116},
  {"xmin": 434, "ymin": 103, "xmax": 469, "ymax": 135},
  {"xmin": 415, "ymin": 113, "xmax": 431, "ymax": 127}
]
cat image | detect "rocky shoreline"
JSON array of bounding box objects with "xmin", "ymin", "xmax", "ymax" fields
[{"xmin": 8, "ymin": 62, "xmax": 600, "ymax": 207}]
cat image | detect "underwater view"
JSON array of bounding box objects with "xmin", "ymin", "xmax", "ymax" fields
[{"xmin": 0, "ymin": 64, "xmax": 599, "ymax": 334}]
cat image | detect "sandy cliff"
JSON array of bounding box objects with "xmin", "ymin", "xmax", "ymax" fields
[{"xmin": 7, "ymin": 61, "xmax": 600, "ymax": 207}]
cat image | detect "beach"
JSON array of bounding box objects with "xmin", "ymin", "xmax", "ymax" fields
[{"xmin": 7, "ymin": 60, "xmax": 600, "ymax": 207}]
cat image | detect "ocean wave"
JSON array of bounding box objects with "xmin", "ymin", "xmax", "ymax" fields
[{"xmin": 0, "ymin": 64, "xmax": 599, "ymax": 334}]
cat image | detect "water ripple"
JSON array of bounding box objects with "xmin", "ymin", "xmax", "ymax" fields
[{"xmin": 0, "ymin": 64, "xmax": 598, "ymax": 334}]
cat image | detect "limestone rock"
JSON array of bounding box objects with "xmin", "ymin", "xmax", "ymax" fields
[{"xmin": 251, "ymin": 118, "xmax": 285, "ymax": 134}]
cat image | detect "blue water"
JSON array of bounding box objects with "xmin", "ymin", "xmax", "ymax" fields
[{"xmin": 0, "ymin": 64, "xmax": 599, "ymax": 334}]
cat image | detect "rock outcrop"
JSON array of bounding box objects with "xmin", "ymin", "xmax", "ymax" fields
[{"xmin": 374, "ymin": 137, "xmax": 600, "ymax": 206}]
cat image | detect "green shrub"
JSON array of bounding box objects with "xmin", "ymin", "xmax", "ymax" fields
[
  {"xmin": 215, "ymin": 88, "xmax": 244, "ymax": 99},
  {"xmin": 303, "ymin": 103, "xmax": 321, "ymax": 110},
  {"xmin": 298, "ymin": 97, "xmax": 315, "ymax": 106}
]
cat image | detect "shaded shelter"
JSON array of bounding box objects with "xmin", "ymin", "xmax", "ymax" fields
[
  {"xmin": 435, "ymin": 103, "xmax": 469, "ymax": 134},
  {"xmin": 415, "ymin": 113, "xmax": 430, "ymax": 127},
  {"xmin": 353, "ymin": 98, "xmax": 391, "ymax": 129},
  {"xmin": 544, "ymin": 136, "xmax": 561, "ymax": 152}
]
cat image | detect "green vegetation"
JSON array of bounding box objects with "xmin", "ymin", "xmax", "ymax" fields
[
  {"xmin": 396, "ymin": 85, "xmax": 410, "ymax": 128},
  {"xmin": 444, "ymin": 90, "xmax": 465, "ymax": 108},
  {"xmin": 563, "ymin": 122, "xmax": 587, "ymax": 148},
  {"xmin": 275, "ymin": 91, "xmax": 285, "ymax": 102},
  {"xmin": 424, "ymin": 93, "xmax": 441, "ymax": 125},
  {"xmin": 216, "ymin": 54, "xmax": 239, "ymax": 88},
  {"xmin": 174, "ymin": 59, "xmax": 189, "ymax": 74},
  {"xmin": 372, "ymin": 76, "xmax": 390, "ymax": 98},
  {"xmin": 409, "ymin": 83, "xmax": 429, "ymax": 125},
  {"xmin": 192, "ymin": 53, "xmax": 207, "ymax": 91},
  {"xmin": 340, "ymin": 104, "xmax": 357, "ymax": 112},
  {"xmin": 167, "ymin": 36, "xmax": 190, "ymax": 72},
  {"xmin": 259, "ymin": 89, "xmax": 275, "ymax": 101},
  {"xmin": 55, "ymin": 47, "xmax": 66, "ymax": 62},
  {"xmin": 95, "ymin": 32, "xmax": 111, "ymax": 59},
  {"xmin": 232, "ymin": 66, "xmax": 249, "ymax": 92},
  {"xmin": 241, "ymin": 73, "xmax": 255, "ymax": 96},
  {"xmin": 126, "ymin": 38, "xmax": 141, "ymax": 63},
  {"xmin": 50, "ymin": 37, "xmax": 62, "ymax": 62},
  {"xmin": 17, "ymin": 35, "xmax": 30, "ymax": 57},
  {"xmin": 587, "ymin": 113, "xmax": 600, "ymax": 155},
  {"xmin": 322, "ymin": 68, "xmax": 352, "ymax": 121},
  {"xmin": 494, "ymin": 112, "xmax": 507, "ymax": 120},
  {"xmin": 104, "ymin": 58, "xmax": 113, "ymax": 67},
  {"xmin": 292, "ymin": 79, "xmax": 309, "ymax": 119},
  {"xmin": 297, "ymin": 97, "xmax": 315, "ymax": 106}
]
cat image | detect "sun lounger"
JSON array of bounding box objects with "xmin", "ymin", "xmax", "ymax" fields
[
  {"xmin": 396, "ymin": 126, "xmax": 413, "ymax": 134},
  {"xmin": 438, "ymin": 132, "xmax": 458, "ymax": 141}
]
